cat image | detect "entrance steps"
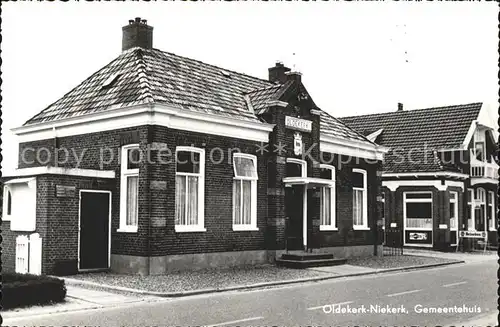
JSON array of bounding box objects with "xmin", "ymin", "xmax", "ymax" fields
[{"xmin": 276, "ymin": 252, "xmax": 347, "ymax": 269}]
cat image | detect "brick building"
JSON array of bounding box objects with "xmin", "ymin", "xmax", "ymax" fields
[
  {"xmin": 3, "ymin": 18, "xmax": 387, "ymax": 276},
  {"xmin": 341, "ymin": 103, "xmax": 498, "ymax": 251}
]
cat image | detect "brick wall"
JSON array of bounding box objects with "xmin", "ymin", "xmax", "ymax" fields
[{"xmin": 2, "ymin": 175, "xmax": 114, "ymax": 275}]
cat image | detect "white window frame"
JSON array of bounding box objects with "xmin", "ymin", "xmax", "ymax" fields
[
  {"xmin": 5, "ymin": 179, "xmax": 37, "ymax": 232},
  {"xmin": 286, "ymin": 158, "xmax": 307, "ymax": 178},
  {"xmin": 175, "ymin": 146, "xmax": 206, "ymax": 232},
  {"xmin": 352, "ymin": 168, "xmax": 369, "ymax": 230},
  {"xmin": 118, "ymin": 144, "xmax": 140, "ymax": 233},
  {"xmin": 3, "ymin": 185, "xmax": 13, "ymax": 221},
  {"xmin": 488, "ymin": 190, "xmax": 496, "ymax": 231},
  {"xmin": 467, "ymin": 188, "xmax": 475, "ymax": 231},
  {"xmin": 319, "ymin": 164, "xmax": 337, "ymax": 231},
  {"xmin": 449, "ymin": 191, "xmax": 458, "ymax": 232},
  {"xmin": 476, "ymin": 188, "xmax": 486, "ymax": 232},
  {"xmin": 232, "ymin": 153, "xmax": 259, "ymax": 231},
  {"xmin": 472, "ymin": 142, "xmax": 486, "ymax": 162},
  {"xmin": 403, "ymin": 191, "xmax": 433, "ymax": 231}
]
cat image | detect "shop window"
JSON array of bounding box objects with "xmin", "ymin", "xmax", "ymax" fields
[
  {"xmin": 404, "ymin": 192, "xmax": 433, "ymax": 230},
  {"xmin": 3, "ymin": 179, "xmax": 37, "ymax": 231},
  {"xmin": 352, "ymin": 169, "xmax": 368, "ymax": 230},
  {"xmin": 232, "ymin": 153, "xmax": 258, "ymax": 231},
  {"xmin": 319, "ymin": 165, "xmax": 336, "ymax": 231},
  {"xmin": 488, "ymin": 191, "xmax": 495, "ymax": 231},
  {"xmin": 119, "ymin": 144, "xmax": 140, "ymax": 232},
  {"xmin": 175, "ymin": 147, "xmax": 205, "ymax": 232}
]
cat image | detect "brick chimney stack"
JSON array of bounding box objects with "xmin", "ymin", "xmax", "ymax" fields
[
  {"xmin": 122, "ymin": 17, "xmax": 153, "ymax": 51},
  {"xmin": 268, "ymin": 62, "xmax": 291, "ymax": 84},
  {"xmin": 398, "ymin": 102, "xmax": 404, "ymax": 111}
]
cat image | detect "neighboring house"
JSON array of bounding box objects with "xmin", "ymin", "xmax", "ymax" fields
[
  {"xmin": 3, "ymin": 18, "xmax": 387, "ymax": 276},
  {"xmin": 341, "ymin": 103, "xmax": 498, "ymax": 251}
]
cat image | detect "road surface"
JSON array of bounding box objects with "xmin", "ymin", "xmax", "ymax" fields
[{"xmin": 4, "ymin": 259, "xmax": 497, "ymax": 326}]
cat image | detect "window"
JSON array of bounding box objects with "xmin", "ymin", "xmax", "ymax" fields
[
  {"xmin": 3, "ymin": 187, "xmax": 12, "ymax": 220},
  {"xmin": 232, "ymin": 154, "xmax": 258, "ymax": 231},
  {"xmin": 449, "ymin": 191, "xmax": 458, "ymax": 230},
  {"xmin": 175, "ymin": 147, "xmax": 205, "ymax": 232},
  {"xmin": 404, "ymin": 192, "xmax": 433, "ymax": 230},
  {"xmin": 467, "ymin": 189, "xmax": 475, "ymax": 230},
  {"xmin": 286, "ymin": 158, "xmax": 307, "ymax": 178},
  {"xmin": 3, "ymin": 179, "xmax": 37, "ymax": 231},
  {"xmin": 352, "ymin": 169, "xmax": 368, "ymax": 230},
  {"xmin": 488, "ymin": 191, "xmax": 496, "ymax": 230},
  {"xmin": 119, "ymin": 144, "xmax": 140, "ymax": 232},
  {"xmin": 319, "ymin": 165, "xmax": 336, "ymax": 231},
  {"xmin": 380, "ymin": 192, "xmax": 385, "ymax": 228},
  {"xmin": 474, "ymin": 142, "xmax": 485, "ymax": 161},
  {"xmin": 475, "ymin": 188, "xmax": 486, "ymax": 231}
]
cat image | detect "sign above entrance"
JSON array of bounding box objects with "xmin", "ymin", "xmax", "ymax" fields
[{"xmin": 285, "ymin": 116, "xmax": 312, "ymax": 133}]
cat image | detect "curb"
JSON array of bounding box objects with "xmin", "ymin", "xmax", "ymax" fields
[
  {"xmin": 61, "ymin": 260, "xmax": 465, "ymax": 298},
  {"xmin": 2, "ymin": 300, "xmax": 104, "ymax": 320}
]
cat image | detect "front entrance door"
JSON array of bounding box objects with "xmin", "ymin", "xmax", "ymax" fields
[
  {"xmin": 79, "ymin": 191, "xmax": 111, "ymax": 270},
  {"xmin": 285, "ymin": 185, "xmax": 303, "ymax": 250}
]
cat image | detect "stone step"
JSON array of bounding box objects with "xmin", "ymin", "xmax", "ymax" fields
[
  {"xmin": 281, "ymin": 253, "xmax": 334, "ymax": 261},
  {"xmin": 276, "ymin": 257, "xmax": 347, "ymax": 269}
]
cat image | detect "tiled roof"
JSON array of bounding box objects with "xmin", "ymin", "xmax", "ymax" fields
[
  {"xmin": 22, "ymin": 46, "xmax": 376, "ymax": 148},
  {"xmin": 340, "ymin": 103, "xmax": 483, "ymax": 173},
  {"xmin": 25, "ymin": 47, "xmax": 273, "ymax": 125},
  {"xmin": 245, "ymin": 82, "xmax": 291, "ymax": 114},
  {"xmin": 319, "ymin": 111, "xmax": 373, "ymax": 143}
]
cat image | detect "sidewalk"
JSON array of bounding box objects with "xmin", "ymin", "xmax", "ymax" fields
[
  {"xmin": 2, "ymin": 285, "xmax": 160, "ymax": 320},
  {"xmin": 404, "ymin": 248, "xmax": 497, "ymax": 264},
  {"xmin": 63, "ymin": 256, "xmax": 463, "ymax": 297}
]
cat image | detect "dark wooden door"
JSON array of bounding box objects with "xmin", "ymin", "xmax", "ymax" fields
[
  {"xmin": 79, "ymin": 191, "xmax": 110, "ymax": 270},
  {"xmin": 285, "ymin": 185, "xmax": 303, "ymax": 251}
]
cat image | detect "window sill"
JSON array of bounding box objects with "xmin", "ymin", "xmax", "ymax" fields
[
  {"xmin": 175, "ymin": 226, "xmax": 207, "ymax": 233},
  {"xmin": 352, "ymin": 226, "xmax": 370, "ymax": 231},
  {"xmin": 10, "ymin": 226, "xmax": 35, "ymax": 232},
  {"xmin": 117, "ymin": 227, "xmax": 138, "ymax": 233},
  {"xmin": 232, "ymin": 226, "xmax": 259, "ymax": 231},
  {"xmin": 320, "ymin": 226, "xmax": 338, "ymax": 231}
]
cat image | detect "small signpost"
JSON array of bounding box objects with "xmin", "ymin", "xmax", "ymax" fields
[{"xmin": 456, "ymin": 230, "xmax": 488, "ymax": 253}]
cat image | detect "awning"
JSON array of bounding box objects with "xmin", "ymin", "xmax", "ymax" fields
[{"xmin": 283, "ymin": 177, "xmax": 334, "ymax": 188}]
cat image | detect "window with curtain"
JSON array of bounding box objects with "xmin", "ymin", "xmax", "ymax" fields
[
  {"xmin": 404, "ymin": 192, "xmax": 433, "ymax": 229},
  {"xmin": 319, "ymin": 165, "xmax": 336, "ymax": 230},
  {"xmin": 119, "ymin": 145, "xmax": 140, "ymax": 232},
  {"xmin": 352, "ymin": 169, "xmax": 368, "ymax": 229},
  {"xmin": 175, "ymin": 147, "xmax": 205, "ymax": 232},
  {"xmin": 233, "ymin": 154, "xmax": 258, "ymax": 230}
]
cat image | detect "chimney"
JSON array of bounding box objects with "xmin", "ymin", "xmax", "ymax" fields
[
  {"xmin": 268, "ymin": 62, "xmax": 291, "ymax": 84},
  {"xmin": 397, "ymin": 102, "xmax": 404, "ymax": 111},
  {"xmin": 122, "ymin": 17, "xmax": 153, "ymax": 51}
]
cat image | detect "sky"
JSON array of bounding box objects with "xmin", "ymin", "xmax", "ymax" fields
[{"xmin": 2, "ymin": 2, "xmax": 498, "ymax": 173}]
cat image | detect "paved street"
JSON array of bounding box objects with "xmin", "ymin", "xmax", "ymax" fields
[{"xmin": 4, "ymin": 259, "xmax": 496, "ymax": 326}]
